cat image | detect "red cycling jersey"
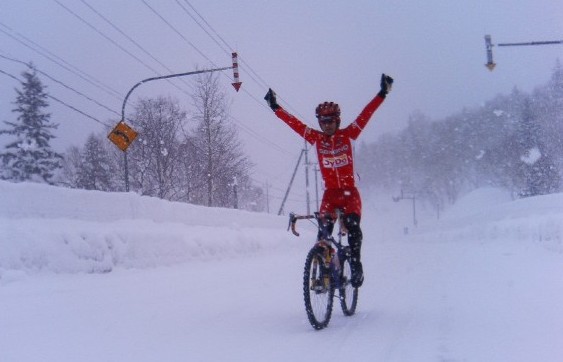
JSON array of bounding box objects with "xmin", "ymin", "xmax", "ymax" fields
[{"xmin": 274, "ymin": 94, "xmax": 385, "ymax": 190}]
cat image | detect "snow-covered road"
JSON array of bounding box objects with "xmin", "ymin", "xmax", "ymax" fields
[{"xmin": 1, "ymin": 182, "xmax": 562, "ymax": 361}]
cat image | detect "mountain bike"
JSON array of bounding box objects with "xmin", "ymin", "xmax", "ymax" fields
[{"xmin": 288, "ymin": 210, "xmax": 359, "ymax": 330}]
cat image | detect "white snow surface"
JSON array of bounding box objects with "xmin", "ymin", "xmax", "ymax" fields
[{"xmin": 1, "ymin": 181, "xmax": 562, "ymax": 362}]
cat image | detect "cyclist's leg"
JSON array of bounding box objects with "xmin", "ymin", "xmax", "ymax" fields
[
  {"xmin": 343, "ymin": 188, "xmax": 364, "ymax": 287},
  {"xmin": 344, "ymin": 213, "xmax": 363, "ymax": 287},
  {"xmin": 318, "ymin": 190, "xmax": 337, "ymax": 241}
]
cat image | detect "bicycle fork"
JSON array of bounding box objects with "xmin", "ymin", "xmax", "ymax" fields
[{"xmin": 310, "ymin": 245, "xmax": 343, "ymax": 292}]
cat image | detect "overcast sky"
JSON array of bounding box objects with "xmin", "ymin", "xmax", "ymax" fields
[{"xmin": 0, "ymin": 0, "xmax": 561, "ymax": 212}]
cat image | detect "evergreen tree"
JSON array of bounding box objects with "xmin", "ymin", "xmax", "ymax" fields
[
  {"xmin": 75, "ymin": 133, "xmax": 115, "ymax": 191},
  {"xmin": 356, "ymin": 61, "xmax": 562, "ymax": 206},
  {"xmin": 0, "ymin": 64, "xmax": 62, "ymax": 183},
  {"xmin": 511, "ymin": 98, "xmax": 560, "ymax": 197}
]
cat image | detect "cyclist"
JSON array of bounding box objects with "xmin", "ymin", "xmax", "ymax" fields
[{"xmin": 264, "ymin": 73, "xmax": 393, "ymax": 287}]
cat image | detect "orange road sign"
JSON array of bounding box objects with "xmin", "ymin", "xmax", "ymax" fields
[{"xmin": 108, "ymin": 121, "xmax": 138, "ymax": 151}]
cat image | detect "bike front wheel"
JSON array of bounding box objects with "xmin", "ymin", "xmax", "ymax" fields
[
  {"xmin": 339, "ymin": 249, "xmax": 358, "ymax": 316},
  {"xmin": 303, "ymin": 246, "xmax": 334, "ymax": 330}
]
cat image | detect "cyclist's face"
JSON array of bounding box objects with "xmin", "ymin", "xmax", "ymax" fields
[{"xmin": 319, "ymin": 116, "xmax": 338, "ymax": 136}]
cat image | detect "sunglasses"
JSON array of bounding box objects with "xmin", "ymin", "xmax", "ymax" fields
[{"xmin": 319, "ymin": 116, "xmax": 337, "ymax": 124}]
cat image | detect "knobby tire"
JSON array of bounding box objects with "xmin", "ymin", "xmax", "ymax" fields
[
  {"xmin": 338, "ymin": 252, "xmax": 358, "ymax": 316},
  {"xmin": 303, "ymin": 246, "xmax": 334, "ymax": 330}
]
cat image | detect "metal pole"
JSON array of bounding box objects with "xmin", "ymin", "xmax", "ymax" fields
[
  {"xmin": 314, "ymin": 164, "xmax": 319, "ymax": 211},
  {"xmin": 120, "ymin": 66, "xmax": 234, "ymax": 192},
  {"xmin": 304, "ymin": 141, "xmax": 310, "ymax": 214},
  {"xmin": 278, "ymin": 149, "xmax": 305, "ymax": 215},
  {"xmin": 498, "ymin": 40, "xmax": 563, "ymax": 47},
  {"xmin": 124, "ymin": 150, "xmax": 129, "ymax": 192},
  {"xmin": 484, "ymin": 35, "xmax": 562, "ymax": 71},
  {"xmin": 120, "ymin": 66, "xmax": 233, "ymax": 122}
]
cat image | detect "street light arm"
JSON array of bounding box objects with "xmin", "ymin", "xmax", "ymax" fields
[
  {"xmin": 498, "ymin": 40, "xmax": 563, "ymax": 47},
  {"xmin": 120, "ymin": 66, "xmax": 233, "ymax": 121}
]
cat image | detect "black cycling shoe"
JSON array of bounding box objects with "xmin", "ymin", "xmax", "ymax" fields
[{"xmin": 351, "ymin": 262, "xmax": 364, "ymax": 288}]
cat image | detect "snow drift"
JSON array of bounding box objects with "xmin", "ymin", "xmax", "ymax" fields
[
  {"xmin": 1, "ymin": 181, "xmax": 561, "ymax": 277},
  {"xmin": 0, "ymin": 181, "xmax": 306, "ymax": 275}
]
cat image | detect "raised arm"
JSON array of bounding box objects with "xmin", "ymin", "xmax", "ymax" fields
[
  {"xmin": 264, "ymin": 88, "xmax": 318, "ymax": 144},
  {"xmin": 346, "ymin": 74, "xmax": 394, "ymax": 140}
]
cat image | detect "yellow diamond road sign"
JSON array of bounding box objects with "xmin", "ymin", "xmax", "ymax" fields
[{"xmin": 108, "ymin": 121, "xmax": 138, "ymax": 151}]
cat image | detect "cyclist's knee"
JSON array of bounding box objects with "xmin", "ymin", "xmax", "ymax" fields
[{"xmin": 344, "ymin": 213, "xmax": 362, "ymax": 239}]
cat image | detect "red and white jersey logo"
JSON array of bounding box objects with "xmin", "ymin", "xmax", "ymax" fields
[{"xmin": 322, "ymin": 153, "xmax": 349, "ymax": 169}]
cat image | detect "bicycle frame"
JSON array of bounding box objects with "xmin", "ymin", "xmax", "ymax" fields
[
  {"xmin": 289, "ymin": 210, "xmax": 358, "ymax": 329},
  {"xmin": 288, "ymin": 210, "xmax": 348, "ymax": 261}
]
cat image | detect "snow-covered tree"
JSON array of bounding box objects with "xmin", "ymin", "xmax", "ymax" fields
[
  {"xmin": 533, "ymin": 59, "xmax": 563, "ymax": 186},
  {"xmin": 186, "ymin": 72, "xmax": 253, "ymax": 207},
  {"xmin": 0, "ymin": 64, "xmax": 62, "ymax": 183},
  {"xmin": 76, "ymin": 133, "xmax": 117, "ymax": 191},
  {"xmin": 58, "ymin": 133, "xmax": 121, "ymax": 191},
  {"xmin": 357, "ymin": 60, "xmax": 562, "ymax": 206},
  {"xmin": 128, "ymin": 96, "xmax": 185, "ymax": 200}
]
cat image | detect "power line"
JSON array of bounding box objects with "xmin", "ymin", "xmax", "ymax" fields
[
  {"xmin": 141, "ymin": 0, "xmax": 217, "ymax": 66},
  {"xmin": 54, "ymin": 0, "xmax": 157, "ymax": 71},
  {"xmin": 1, "ymin": 10, "xmax": 288, "ymax": 160},
  {"xmin": 169, "ymin": 1, "xmax": 313, "ymax": 201},
  {"xmin": 47, "ymin": 93, "xmax": 112, "ymax": 127},
  {"xmin": 0, "ymin": 53, "xmax": 120, "ymax": 118},
  {"xmin": 139, "ymin": 1, "xmax": 296, "ymax": 157},
  {"xmin": 176, "ymin": 0, "xmax": 278, "ymax": 93},
  {"xmin": 0, "ymin": 68, "xmax": 112, "ymax": 127},
  {"xmin": 179, "ymin": 0, "xmax": 305, "ymax": 119},
  {"xmin": 0, "ymin": 21, "xmax": 123, "ymax": 100},
  {"xmin": 79, "ymin": 0, "xmax": 193, "ymax": 92},
  {"xmin": 174, "ymin": 0, "xmax": 231, "ymax": 55},
  {"xmin": 171, "ymin": 0, "xmax": 306, "ymax": 156},
  {"xmin": 4, "ymin": 2, "xmax": 305, "ymax": 190},
  {"xmin": 0, "ymin": 68, "xmax": 20, "ymax": 82},
  {"xmin": 142, "ymin": 0, "xmax": 269, "ymax": 114},
  {"xmin": 53, "ymin": 0, "xmax": 191, "ymax": 98},
  {"xmin": 181, "ymin": 0, "xmax": 269, "ymax": 90}
]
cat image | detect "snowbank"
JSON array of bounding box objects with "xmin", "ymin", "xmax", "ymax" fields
[
  {"xmin": 0, "ymin": 181, "xmax": 307, "ymax": 275},
  {"xmin": 2, "ymin": 182, "xmax": 561, "ymax": 276},
  {"xmin": 415, "ymin": 187, "xmax": 563, "ymax": 252}
]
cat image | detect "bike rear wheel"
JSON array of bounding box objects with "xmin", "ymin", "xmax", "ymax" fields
[
  {"xmin": 339, "ymin": 249, "xmax": 358, "ymax": 316},
  {"xmin": 303, "ymin": 246, "xmax": 334, "ymax": 330}
]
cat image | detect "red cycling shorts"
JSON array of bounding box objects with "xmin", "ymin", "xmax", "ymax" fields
[{"xmin": 319, "ymin": 187, "xmax": 362, "ymax": 218}]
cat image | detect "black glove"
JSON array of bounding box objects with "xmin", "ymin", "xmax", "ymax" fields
[
  {"xmin": 264, "ymin": 88, "xmax": 280, "ymax": 111},
  {"xmin": 378, "ymin": 73, "xmax": 394, "ymax": 98}
]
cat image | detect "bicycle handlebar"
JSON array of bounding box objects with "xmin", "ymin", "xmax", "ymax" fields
[
  {"xmin": 288, "ymin": 210, "xmax": 348, "ymax": 239},
  {"xmin": 287, "ymin": 212, "xmax": 316, "ymax": 236}
]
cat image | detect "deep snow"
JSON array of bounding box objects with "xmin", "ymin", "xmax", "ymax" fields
[{"xmin": 1, "ymin": 181, "xmax": 562, "ymax": 361}]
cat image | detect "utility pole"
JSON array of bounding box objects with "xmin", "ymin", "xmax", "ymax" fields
[
  {"xmin": 278, "ymin": 149, "xmax": 305, "ymax": 215},
  {"xmin": 313, "ymin": 163, "xmax": 320, "ymax": 211},
  {"xmin": 303, "ymin": 140, "xmax": 311, "ymax": 214}
]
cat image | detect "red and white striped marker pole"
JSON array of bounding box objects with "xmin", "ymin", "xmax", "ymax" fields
[{"xmin": 231, "ymin": 52, "xmax": 242, "ymax": 92}]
